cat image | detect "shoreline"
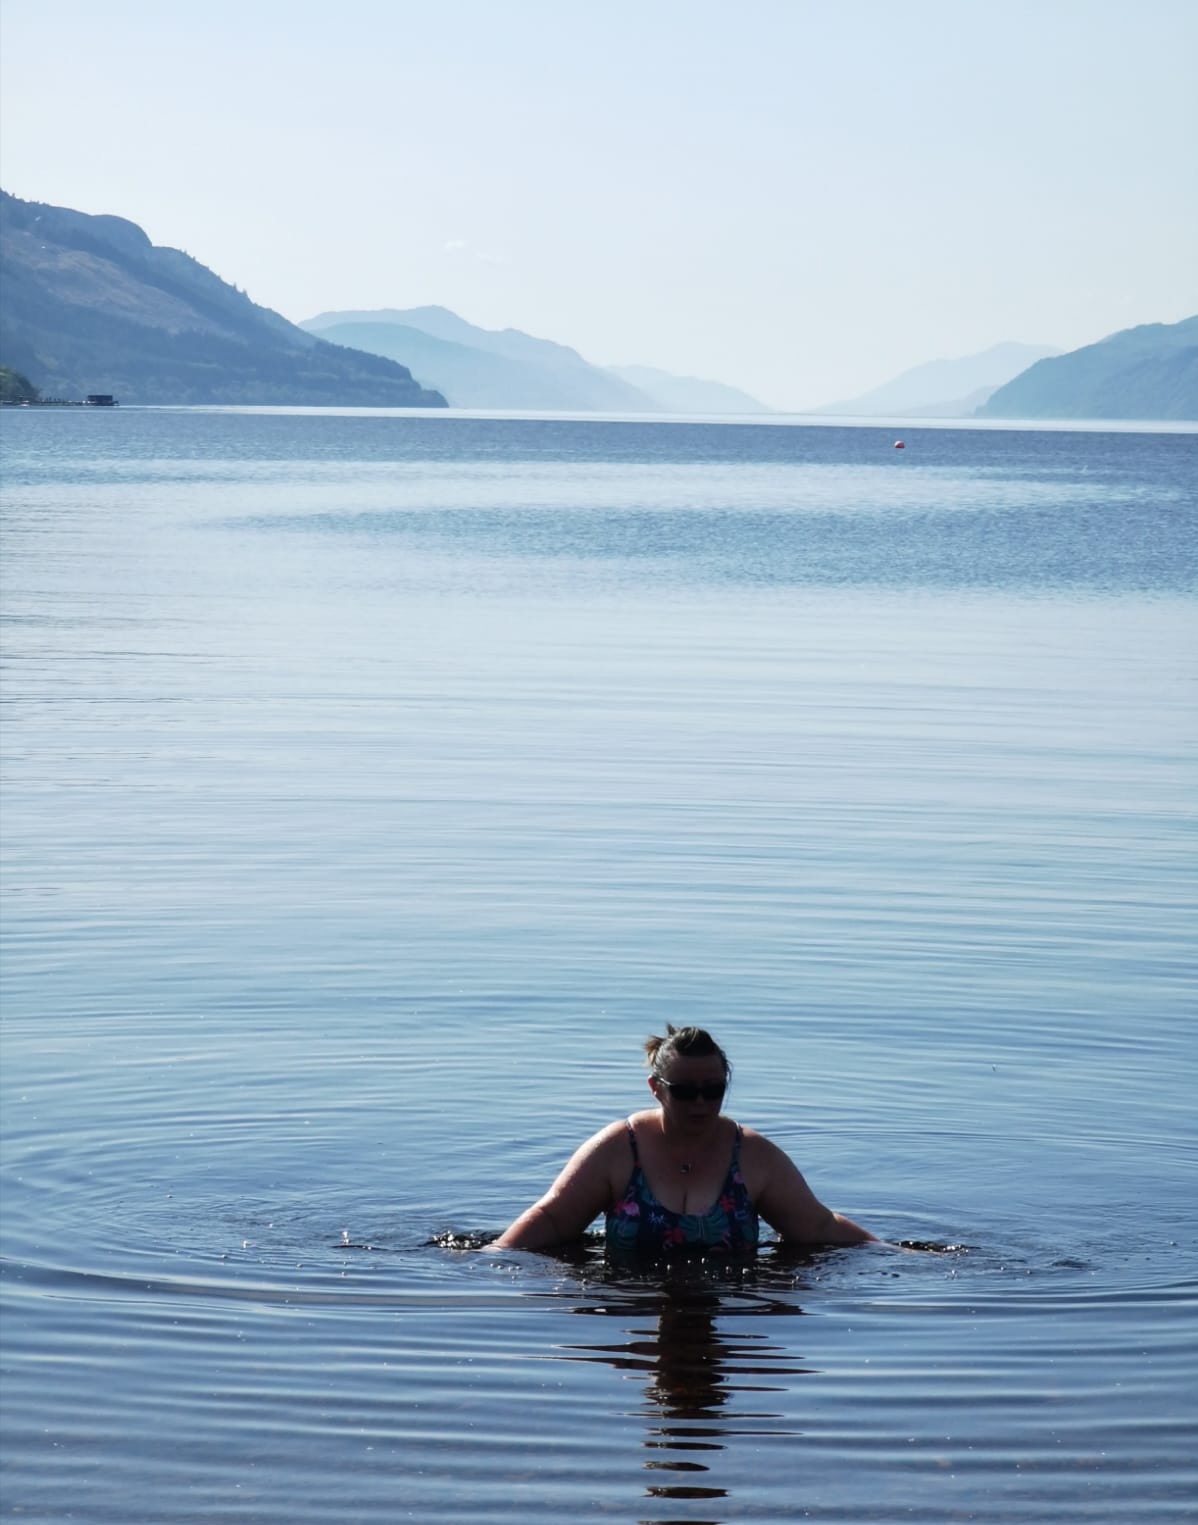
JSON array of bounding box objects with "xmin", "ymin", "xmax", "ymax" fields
[{"xmin": 1, "ymin": 398, "xmax": 119, "ymax": 408}]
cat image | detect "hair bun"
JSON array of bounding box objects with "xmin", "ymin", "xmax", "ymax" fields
[{"xmin": 643, "ymin": 1025, "xmax": 731, "ymax": 1079}]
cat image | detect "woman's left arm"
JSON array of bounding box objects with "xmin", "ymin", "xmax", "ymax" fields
[{"xmin": 751, "ymin": 1135, "xmax": 878, "ymax": 1245}]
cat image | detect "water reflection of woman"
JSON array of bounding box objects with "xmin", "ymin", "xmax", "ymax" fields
[
  {"xmin": 494, "ymin": 1025, "xmax": 876, "ymax": 1254},
  {"xmin": 563, "ymin": 1286, "xmax": 809, "ymax": 1515}
]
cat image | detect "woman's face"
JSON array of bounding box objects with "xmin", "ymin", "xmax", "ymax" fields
[{"xmin": 649, "ymin": 1053, "xmax": 728, "ymax": 1124}]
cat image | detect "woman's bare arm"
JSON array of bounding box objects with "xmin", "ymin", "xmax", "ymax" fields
[
  {"xmin": 752, "ymin": 1135, "xmax": 877, "ymax": 1245},
  {"xmin": 492, "ymin": 1122, "xmax": 625, "ymax": 1250}
]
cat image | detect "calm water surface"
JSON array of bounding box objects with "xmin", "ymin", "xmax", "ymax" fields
[{"xmin": 1, "ymin": 409, "xmax": 1195, "ymax": 1522}]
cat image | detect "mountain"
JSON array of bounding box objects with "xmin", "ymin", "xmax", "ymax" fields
[
  {"xmin": 605, "ymin": 364, "xmax": 769, "ymax": 414},
  {"xmin": 977, "ymin": 317, "xmax": 1198, "ymax": 421},
  {"xmin": 301, "ymin": 306, "xmax": 656, "ymax": 411},
  {"xmin": 812, "ymin": 342, "xmax": 1059, "ymax": 417},
  {"xmin": 0, "ymin": 364, "xmax": 39, "ymax": 403},
  {"xmin": 0, "ymin": 191, "xmax": 446, "ymax": 406}
]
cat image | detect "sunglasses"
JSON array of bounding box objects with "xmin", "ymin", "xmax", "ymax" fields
[{"xmin": 654, "ymin": 1076, "xmax": 727, "ymax": 1102}]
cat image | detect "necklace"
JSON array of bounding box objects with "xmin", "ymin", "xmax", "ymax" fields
[{"xmin": 660, "ymin": 1118, "xmax": 715, "ymax": 1174}]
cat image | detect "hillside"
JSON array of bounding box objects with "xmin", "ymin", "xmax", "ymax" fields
[
  {"xmin": 978, "ymin": 316, "xmax": 1198, "ymax": 420},
  {"xmin": 0, "ymin": 191, "xmax": 446, "ymax": 406},
  {"xmin": 302, "ymin": 306, "xmax": 655, "ymax": 411},
  {"xmin": 812, "ymin": 342, "xmax": 1059, "ymax": 417},
  {"xmin": 605, "ymin": 364, "xmax": 769, "ymax": 414}
]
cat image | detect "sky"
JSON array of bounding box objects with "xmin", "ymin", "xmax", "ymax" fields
[{"xmin": 1, "ymin": 0, "xmax": 1195, "ymax": 410}]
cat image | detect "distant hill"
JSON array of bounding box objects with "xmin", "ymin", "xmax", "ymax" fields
[
  {"xmin": 977, "ymin": 316, "xmax": 1198, "ymax": 420},
  {"xmin": 302, "ymin": 306, "xmax": 656, "ymax": 411},
  {"xmin": 813, "ymin": 342, "xmax": 1059, "ymax": 417},
  {"xmin": 0, "ymin": 364, "xmax": 39, "ymax": 403},
  {"xmin": 0, "ymin": 190, "xmax": 446, "ymax": 406},
  {"xmin": 605, "ymin": 364, "xmax": 769, "ymax": 414}
]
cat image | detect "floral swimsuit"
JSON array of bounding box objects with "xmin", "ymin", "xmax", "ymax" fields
[{"xmin": 605, "ymin": 1120, "xmax": 760, "ymax": 1255}]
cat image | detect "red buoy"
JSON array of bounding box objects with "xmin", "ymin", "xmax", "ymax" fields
[{"xmin": 894, "ymin": 440, "xmax": 905, "ymax": 449}]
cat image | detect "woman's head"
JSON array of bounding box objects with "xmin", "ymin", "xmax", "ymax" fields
[
  {"xmin": 643, "ymin": 1024, "xmax": 728, "ymax": 1110},
  {"xmin": 644, "ymin": 1023, "xmax": 731, "ymax": 1077}
]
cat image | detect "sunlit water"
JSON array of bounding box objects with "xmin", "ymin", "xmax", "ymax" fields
[{"xmin": 1, "ymin": 408, "xmax": 1195, "ymax": 1522}]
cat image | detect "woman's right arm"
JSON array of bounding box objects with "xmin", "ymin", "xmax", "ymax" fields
[{"xmin": 492, "ymin": 1122, "xmax": 624, "ymax": 1250}]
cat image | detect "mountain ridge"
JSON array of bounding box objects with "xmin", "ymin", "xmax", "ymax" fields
[
  {"xmin": 302, "ymin": 306, "xmax": 657, "ymax": 411},
  {"xmin": 302, "ymin": 306, "xmax": 770, "ymax": 413},
  {"xmin": 0, "ymin": 191, "xmax": 446, "ymax": 406},
  {"xmin": 5, "ymin": 190, "xmax": 1189, "ymax": 419},
  {"xmin": 812, "ymin": 342, "xmax": 1060, "ymax": 417},
  {"xmin": 977, "ymin": 317, "xmax": 1198, "ymax": 420},
  {"xmin": 605, "ymin": 363, "xmax": 769, "ymax": 414}
]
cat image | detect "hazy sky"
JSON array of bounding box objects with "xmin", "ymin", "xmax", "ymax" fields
[{"xmin": 2, "ymin": 0, "xmax": 1195, "ymax": 409}]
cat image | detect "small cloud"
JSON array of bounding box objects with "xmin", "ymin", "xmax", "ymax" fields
[
  {"xmin": 443, "ymin": 238, "xmax": 468, "ymax": 253},
  {"xmin": 476, "ymin": 249, "xmax": 506, "ymax": 266}
]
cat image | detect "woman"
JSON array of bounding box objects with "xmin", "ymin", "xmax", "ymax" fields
[{"xmin": 494, "ymin": 1025, "xmax": 877, "ymax": 1253}]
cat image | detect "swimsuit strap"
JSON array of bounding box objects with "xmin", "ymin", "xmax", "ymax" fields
[{"xmin": 624, "ymin": 1119, "xmax": 640, "ymax": 1162}]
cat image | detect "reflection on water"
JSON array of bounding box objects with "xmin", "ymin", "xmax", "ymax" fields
[
  {"xmin": 566, "ymin": 1291, "xmax": 805, "ymax": 1511},
  {"xmin": 433, "ymin": 1236, "xmax": 829, "ymax": 1518}
]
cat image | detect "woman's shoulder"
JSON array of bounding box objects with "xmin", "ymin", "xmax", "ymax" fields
[
  {"xmin": 735, "ymin": 1123, "xmax": 792, "ymax": 1168},
  {"xmin": 573, "ymin": 1116, "xmax": 637, "ymax": 1162}
]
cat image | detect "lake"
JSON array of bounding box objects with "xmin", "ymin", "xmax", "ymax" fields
[{"xmin": 1, "ymin": 407, "xmax": 1195, "ymax": 1523}]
